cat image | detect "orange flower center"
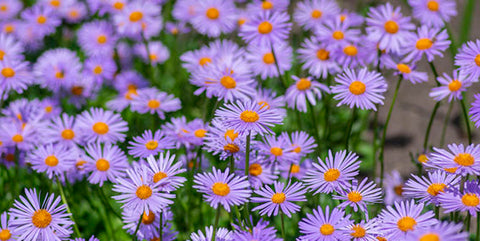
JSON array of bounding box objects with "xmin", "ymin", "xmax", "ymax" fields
[
  {"xmin": 262, "ymin": 1, "xmax": 273, "ymax": 10},
  {"xmin": 454, "ymin": 153, "xmax": 474, "ymax": 166},
  {"xmin": 258, "ymin": 21, "xmax": 273, "ymax": 34},
  {"xmin": 332, "ymin": 30, "xmax": 344, "ymax": 40},
  {"xmin": 462, "ymin": 193, "xmax": 480, "ymax": 206},
  {"xmin": 349, "ymin": 81, "xmax": 366, "ymax": 95},
  {"xmin": 296, "ymin": 78, "xmax": 312, "ymax": 90},
  {"xmin": 324, "ymin": 168, "xmax": 340, "ymax": 182},
  {"xmin": 32, "ymin": 209, "xmax": 52, "ymax": 228},
  {"xmin": 427, "ymin": 1, "xmax": 439, "ymax": 11},
  {"xmin": 129, "ymin": 11, "xmax": 143, "ymax": 22},
  {"xmin": 347, "ymin": 191, "xmax": 362, "ymax": 202},
  {"xmin": 270, "ymin": 147, "xmax": 283, "ymax": 156},
  {"xmin": 136, "ymin": 185, "xmax": 153, "ymax": 199},
  {"xmin": 142, "ymin": 211, "xmax": 155, "ymax": 224},
  {"xmin": 384, "ymin": 20, "xmax": 399, "ymax": 34},
  {"xmin": 153, "ymin": 172, "xmax": 167, "ymax": 183},
  {"xmin": 44, "ymin": 155, "xmax": 59, "ymax": 167},
  {"xmin": 206, "ymin": 7, "xmax": 220, "ymax": 20},
  {"xmin": 343, "ymin": 45, "xmax": 358, "ymax": 56},
  {"xmin": 311, "ymin": 9, "xmax": 322, "ymax": 19},
  {"xmin": 271, "ymin": 192, "xmax": 286, "ymax": 204},
  {"xmin": 145, "ymin": 140, "xmax": 158, "ymax": 150},
  {"xmin": 212, "ymin": 182, "xmax": 230, "ymax": 196},
  {"xmin": 317, "ymin": 49, "xmax": 330, "ymax": 60},
  {"xmin": 96, "ymin": 158, "xmax": 110, "ymax": 171},
  {"xmin": 397, "ymin": 64, "xmax": 411, "ymax": 74},
  {"xmin": 320, "ymin": 224, "xmax": 334, "ymax": 235},
  {"xmin": 397, "ymin": 216, "xmax": 417, "ymax": 232},
  {"xmin": 350, "ymin": 225, "xmax": 366, "ymax": 238},
  {"xmin": 263, "ymin": 52, "xmax": 275, "ymax": 64},
  {"xmin": 1, "ymin": 67, "xmax": 14, "ymax": 78},
  {"xmin": 416, "ymin": 38, "xmax": 433, "ymax": 50},
  {"xmin": 93, "ymin": 122, "xmax": 109, "ymax": 135},
  {"xmin": 448, "ymin": 80, "xmax": 462, "ymax": 92},
  {"xmin": 223, "ymin": 143, "xmax": 240, "ymax": 153},
  {"xmin": 240, "ymin": 110, "xmax": 259, "ymax": 122},
  {"xmin": 249, "ymin": 163, "xmax": 263, "ymax": 176},
  {"xmin": 426, "ymin": 183, "xmax": 446, "ymax": 196},
  {"xmin": 220, "ymin": 76, "xmax": 236, "ymax": 89}
]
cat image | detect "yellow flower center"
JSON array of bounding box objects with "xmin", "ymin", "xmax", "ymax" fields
[
  {"xmin": 238, "ymin": 18, "xmax": 246, "ymax": 26},
  {"xmin": 32, "ymin": 209, "xmax": 52, "ymax": 228},
  {"xmin": 397, "ymin": 216, "xmax": 417, "ymax": 232},
  {"xmin": 258, "ymin": 101, "xmax": 270, "ymax": 110},
  {"xmin": 149, "ymin": 54, "xmax": 158, "ymax": 61},
  {"xmin": 332, "ymin": 30, "xmax": 344, "ymax": 40},
  {"xmin": 290, "ymin": 164, "xmax": 300, "ymax": 173},
  {"xmin": 0, "ymin": 5, "xmax": 7, "ymax": 12},
  {"xmin": 142, "ymin": 211, "xmax": 155, "ymax": 224},
  {"xmin": 271, "ymin": 192, "xmax": 286, "ymax": 204},
  {"xmin": 194, "ymin": 129, "xmax": 207, "ymax": 138},
  {"xmin": 199, "ymin": 57, "xmax": 212, "ymax": 66},
  {"xmin": 419, "ymin": 233, "xmax": 440, "ymax": 241},
  {"xmin": 76, "ymin": 160, "xmax": 86, "ymax": 168},
  {"xmin": 293, "ymin": 145, "xmax": 302, "ymax": 153},
  {"xmin": 311, "ymin": 9, "xmax": 322, "ymax": 19},
  {"xmin": 12, "ymin": 134, "xmax": 23, "ymax": 143},
  {"xmin": 93, "ymin": 122, "xmax": 109, "ymax": 135},
  {"xmin": 263, "ymin": 52, "xmax": 275, "ymax": 64},
  {"xmin": 343, "ymin": 45, "xmax": 358, "ymax": 56},
  {"xmin": 462, "ymin": 193, "xmax": 480, "ymax": 206},
  {"xmin": 4, "ymin": 24, "xmax": 13, "ymax": 33},
  {"xmin": 416, "ymin": 38, "xmax": 433, "ymax": 50},
  {"xmin": 249, "ymin": 163, "xmax": 263, "ymax": 176},
  {"xmin": 96, "ymin": 158, "xmax": 110, "ymax": 171},
  {"xmin": 147, "ymin": 99, "xmax": 160, "ymax": 109},
  {"xmin": 1, "ymin": 67, "xmax": 14, "ymax": 78},
  {"xmin": 448, "ymin": 80, "xmax": 462, "ymax": 92},
  {"xmin": 418, "ymin": 154, "xmax": 428, "ymax": 163},
  {"xmin": 206, "ymin": 7, "xmax": 219, "ymax": 19},
  {"xmin": 125, "ymin": 89, "xmax": 138, "ymax": 100},
  {"xmin": 50, "ymin": 0, "xmax": 60, "ymax": 7},
  {"xmin": 454, "ymin": 153, "xmax": 474, "ymax": 166},
  {"xmin": 153, "ymin": 171, "xmax": 167, "ymax": 183},
  {"xmin": 136, "ymin": 185, "xmax": 153, "ymax": 199},
  {"xmin": 270, "ymin": 147, "xmax": 283, "ymax": 156},
  {"xmin": 69, "ymin": 10, "xmax": 78, "ymax": 18},
  {"xmin": 45, "ymin": 106, "xmax": 53, "ymax": 113},
  {"xmin": 44, "ymin": 155, "xmax": 59, "ymax": 167},
  {"xmin": 212, "ymin": 182, "xmax": 230, "ymax": 196},
  {"xmin": 340, "ymin": 14, "xmax": 347, "ymax": 22},
  {"xmin": 324, "ymin": 168, "xmax": 340, "ymax": 182},
  {"xmin": 55, "ymin": 71, "xmax": 64, "ymax": 79},
  {"xmin": 145, "ymin": 140, "xmax": 158, "ymax": 150},
  {"xmin": 97, "ymin": 34, "xmax": 107, "ymax": 44},
  {"xmin": 258, "ymin": 21, "xmax": 273, "ymax": 34},
  {"xmin": 224, "ymin": 129, "xmax": 239, "ymax": 141},
  {"xmin": 129, "ymin": 11, "xmax": 143, "ymax": 22},
  {"xmin": 0, "ymin": 50, "xmax": 5, "ymax": 60},
  {"xmin": 220, "ymin": 76, "xmax": 236, "ymax": 89},
  {"xmin": 347, "ymin": 191, "xmax": 362, "ymax": 203},
  {"xmin": 37, "ymin": 15, "xmax": 47, "ymax": 24},
  {"xmin": 262, "ymin": 1, "xmax": 273, "ymax": 10},
  {"xmin": 224, "ymin": 143, "xmax": 240, "ymax": 153},
  {"xmin": 296, "ymin": 78, "xmax": 312, "ymax": 90},
  {"xmin": 395, "ymin": 63, "xmax": 410, "ymax": 74},
  {"xmin": 0, "ymin": 229, "xmax": 12, "ymax": 240},
  {"xmin": 93, "ymin": 65, "xmax": 103, "ymax": 75},
  {"xmin": 384, "ymin": 20, "xmax": 399, "ymax": 34},
  {"xmin": 475, "ymin": 54, "xmax": 480, "ymax": 66},
  {"xmin": 320, "ymin": 224, "xmax": 334, "ymax": 235},
  {"xmin": 426, "ymin": 183, "xmax": 446, "ymax": 196},
  {"xmin": 113, "ymin": 2, "xmax": 124, "ymax": 10},
  {"xmin": 317, "ymin": 49, "xmax": 330, "ymax": 60},
  {"xmin": 427, "ymin": 1, "xmax": 439, "ymax": 11},
  {"xmin": 240, "ymin": 110, "xmax": 259, "ymax": 123},
  {"xmin": 349, "ymin": 81, "xmax": 366, "ymax": 95},
  {"xmin": 444, "ymin": 167, "xmax": 458, "ymax": 173},
  {"xmin": 350, "ymin": 225, "xmax": 366, "ymax": 238}
]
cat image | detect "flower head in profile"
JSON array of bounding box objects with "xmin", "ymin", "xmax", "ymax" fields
[
  {"xmin": 144, "ymin": 152, "xmax": 186, "ymax": 192},
  {"xmin": 251, "ymin": 181, "xmax": 307, "ymax": 217},
  {"xmin": 298, "ymin": 206, "xmax": 353, "ymax": 240},
  {"xmin": 83, "ymin": 143, "xmax": 129, "ymax": 186},
  {"xmin": 438, "ymin": 180, "xmax": 480, "ymax": 216},
  {"xmin": 429, "ymin": 70, "xmax": 472, "ymax": 102},
  {"xmin": 77, "ymin": 107, "xmax": 128, "ymax": 144},
  {"xmin": 239, "ymin": 10, "xmax": 291, "ymax": 46},
  {"xmin": 286, "ymin": 76, "xmax": 330, "ymax": 112},
  {"xmin": 383, "ymin": 56, "xmax": 428, "ymax": 84},
  {"xmin": 203, "ymin": 118, "xmax": 245, "ymax": 160},
  {"xmin": 455, "ymin": 40, "xmax": 480, "ymax": 80},
  {"xmin": 408, "ymin": 0, "xmax": 457, "ymax": 27}
]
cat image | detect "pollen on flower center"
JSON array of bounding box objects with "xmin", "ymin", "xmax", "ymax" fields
[
  {"xmin": 343, "ymin": 45, "xmax": 358, "ymax": 56},
  {"xmin": 270, "ymin": 147, "xmax": 283, "ymax": 156},
  {"xmin": 194, "ymin": 129, "xmax": 207, "ymax": 138},
  {"xmin": 324, "ymin": 168, "xmax": 340, "ymax": 182},
  {"xmin": 416, "ymin": 38, "xmax": 433, "ymax": 50},
  {"xmin": 258, "ymin": 21, "xmax": 273, "ymax": 34},
  {"xmin": 419, "ymin": 233, "xmax": 440, "ymax": 241},
  {"xmin": 296, "ymin": 78, "xmax": 312, "ymax": 90},
  {"xmin": 224, "ymin": 129, "xmax": 238, "ymax": 141},
  {"xmin": 0, "ymin": 5, "xmax": 7, "ymax": 12},
  {"xmin": 427, "ymin": 1, "xmax": 439, "ymax": 11},
  {"xmin": 350, "ymin": 225, "xmax": 366, "ymax": 238},
  {"xmin": 55, "ymin": 71, "xmax": 64, "ymax": 79},
  {"xmin": 1, "ymin": 67, "xmax": 15, "ymax": 78},
  {"xmin": 148, "ymin": 99, "xmax": 161, "ymax": 109},
  {"xmin": 44, "ymin": 155, "xmax": 59, "ymax": 167},
  {"xmin": 475, "ymin": 54, "xmax": 480, "ymax": 66},
  {"xmin": 290, "ymin": 164, "xmax": 300, "ymax": 173},
  {"xmin": 271, "ymin": 192, "xmax": 286, "ymax": 204},
  {"xmin": 249, "ymin": 163, "xmax": 263, "ymax": 176},
  {"xmin": 332, "ymin": 30, "xmax": 344, "ymax": 40},
  {"xmin": 206, "ymin": 7, "xmax": 220, "ymax": 20},
  {"xmin": 113, "ymin": 2, "xmax": 124, "ymax": 10},
  {"xmin": 37, "ymin": 15, "xmax": 47, "ymax": 24},
  {"xmin": 444, "ymin": 167, "xmax": 458, "ymax": 173},
  {"xmin": 212, "ymin": 182, "xmax": 230, "ymax": 196},
  {"xmin": 45, "ymin": 106, "xmax": 53, "ymax": 113},
  {"xmin": 93, "ymin": 65, "xmax": 103, "ymax": 75},
  {"xmin": 462, "ymin": 193, "xmax": 480, "ymax": 206},
  {"xmin": 93, "ymin": 122, "xmax": 109, "ymax": 135},
  {"xmin": 224, "ymin": 143, "xmax": 240, "ymax": 153},
  {"xmin": 263, "ymin": 52, "xmax": 275, "ymax": 64},
  {"xmin": 320, "ymin": 224, "xmax": 334, "ymax": 235},
  {"xmin": 454, "ymin": 153, "xmax": 474, "ymax": 166},
  {"xmin": 12, "ymin": 134, "xmax": 23, "ymax": 143},
  {"xmin": 199, "ymin": 57, "xmax": 212, "ymax": 66},
  {"xmin": 240, "ymin": 110, "xmax": 260, "ymax": 123},
  {"xmin": 397, "ymin": 216, "xmax": 417, "ymax": 232},
  {"xmin": 426, "ymin": 183, "xmax": 446, "ymax": 196},
  {"xmin": 129, "ymin": 11, "xmax": 143, "ymax": 22},
  {"xmin": 136, "ymin": 185, "xmax": 153, "ymax": 200},
  {"xmin": 347, "ymin": 191, "xmax": 362, "ymax": 203},
  {"xmin": 448, "ymin": 80, "xmax": 462, "ymax": 92},
  {"xmin": 32, "ymin": 209, "xmax": 52, "ymax": 228},
  {"xmin": 0, "ymin": 229, "xmax": 12, "ymax": 240},
  {"xmin": 317, "ymin": 49, "xmax": 330, "ymax": 60},
  {"xmin": 96, "ymin": 158, "xmax": 110, "ymax": 171},
  {"xmin": 384, "ymin": 20, "xmax": 399, "ymax": 34},
  {"xmin": 153, "ymin": 171, "xmax": 167, "ymax": 183},
  {"xmin": 97, "ymin": 34, "xmax": 107, "ymax": 44},
  {"xmin": 220, "ymin": 76, "xmax": 237, "ymax": 89},
  {"xmin": 262, "ymin": 1, "xmax": 273, "ymax": 10},
  {"xmin": 349, "ymin": 81, "xmax": 366, "ymax": 95},
  {"xmin": 145, "ymin": 140, "xmax": 158, "ymax": 150},
  {"xmin": 293, "ymin": 145, "xmax": 302, "ymax": 153},
  {"xmin": 142, "ymin": 211, "xmax": 155, "ymax": 225},
  {"xmin": 311, "ymin": 9, "xmax": 322, "ymax": 19}
]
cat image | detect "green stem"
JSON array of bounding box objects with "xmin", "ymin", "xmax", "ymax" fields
[
  {"xmin": 159, "ymin": 212, "xmax": 163, "ymax": 240},
  {"xmin": 477, "ymin": 213, "xmax": 480, "ymax": 241},
  {"xmin": 56, "ymin": 177, "xmax": 81, "ymax": 237},
  {"xmin": 132, "ymin": 215, "xmax": 142, "ymax": 241},
  {"xmin": 428, "ymin": 62, "xmax": 440, "ymax": 85},
  {"xmin": 435, "ymin": 206, "xmax": 439, "ymax": 219},
  {"xmin": 212, "ymin": 207, "xmax": 221, "ymax": 241},
  {"xmin": 307, "ymin": 102, "xmax": 321, "ymax": 153},
  {"xmin": 379, "ymin": 76, "xmax": 403, "ymax": 188},
  {"xmin": 445, "ymin": 23, "xmax": 458, "ymax": 59},
  {"xmin": 460, "ymin": 0, "xmax": 475, "ymax": 44},
  {"xmin": 344, "ymin": 107, "xmax": 356, "ymax": 150},
  {"xmin": 280, "ymin": 212, "xmax": 286, "ymax": 241},
  {"xmin": 465, "ymin": 212, "xmax": 471, "ymax": 232},
  {"xmin": 286, "ymin": 163, "xmax": 293, "ymax": 182},
  {"xmin": 323, "ymin": 75, "xmax": 332, "ymax": 143},
  {"xmin": 229, "ymin": 155, "xmax": 234, "ymax": 174},
  {"xmin": 460, "ymin": 98, "xmax": 472, "ymax": 144},
  {"xmin": 271, "ymin": 46, "xmax": 288, "ymax": 89},
  {"xmin": 423, "ymin": 102, "xmax": 441, "ymax": 150},
  {"xmin": 372, "ymin": 109, "xmax": 379, "ymax": 180},
  {"xmin": 440, "ymin": 101, "xmax": 454, "ymax": 147},
  {"xmin": 244, "ymin": 133, "xmax": 251, "ymax": 177}
]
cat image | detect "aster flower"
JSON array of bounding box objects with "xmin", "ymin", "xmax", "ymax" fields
[
  {"xmin": 280, "ymin": 131, "xmax": 317, "ymax": 159},
  {"xmin": 193, "ymin": 167, "xmax": 251, "ymax": 212},
  {"xmin": 113, "ymin": 166, "xmax": 175, "ymax": 216},
  {"xmin": 83, "ymin": 143, "xmax": 128, "ymax": 186},
  {"xmin": 297, "ymin": 38, "xmax": 340, "ymax": 78},
  {"xmin": 215, "ymin": 100, "xmax": 284, "ymax": 135},
  {"xmin": 304, "ymin": 150, "xmax": 360, "ymax": 194},
  {"xmin": 341, "ymin": 219, "xmax": 382, "ymax": 241},
  {"xmin": 77, "ymin": 107, "xmax": 128, "ymax": 144},
  {"xmin": 254, "ymin": 88, "xmax": 285, "ymax": 111},
  {"xmin": 382, "ymin": 56, "xmax": 428, "ymax": 84},
  {"xmin": 252, "ymin": 181, "xmax": 306, "ymax": 217},
  {"xmin": 134, "ymin": 41, "xmax": 170, "ymax": 65},
  {"xmin": 0, "ymin": 58, "xmax": 31, "ymax": 94},
  {"xmin": 336, "ymin": 11, "xmax": 365, "ymax": 27},
  {"xmin": 247, "ymin": 0, "xmax": 289, "ymax": 13},
  {"xmin": 366, "ymin": 3, "xmax": 415, "ymax": 54},
  {"xmin": 315, "ymin": 18, "xmax": 361, "ymax": 49},
  {"xmin": 145, "ymin": 153, "xmax": 186, "ymax": 192},
  {"xmin": 203, "ymin": 118, "xmax": 246, "ymax": 160},
  {"xmin": 285, "ymin": 76, "xmax": 330, "ymax": 112},
  {"xmin": 0, "ymin": 121, "xmax": 37, "ymax": 151},
  {"xmin": 162, "ymin": 116, "xmax": 192, "ymax": 148},
  {"xmin": 84, "ymin": 56, "xmax": 116, "ymax": 84},
  {"xmin": 298, "ymin": 206, "xmax": 353, "ymax": 241},
  {"xmin": 9, "ymin": 188, "xmax": 73, "ymax": 240},
  {"xmin": 113, "ymin": 1, "xmax": 161, "ymax": 37},
  {"xmin": 331, "ymin": 68, "xmax": 387, "ymax": 111},
  {"xmin": 240, "ymin": 159, "xmax": 277, "ymax": 189},
  {"xmin": 408, "ymin": 0, "xmax": 456, "ymax": 28},
  {"xmin": 428, "ymin": 143, "xmax": 480, "ymax": 176},
  {"xmin": 128, "ymin": 130, "xmax": 174, "ymax": 158},
  {"xmin": 77, "ymin": 20, "xmax": 117, "ymax": 57},
  {"xmin": 122, "ymin": 209, "xmax": 176, "ymax": 241},
  {"xmin": 257, "ymin": 134, "xmax": 298, "ymax": 165},
  {"xmin": 0, "ymin": 33, "xmax": 24, "ymax": 62},
  {"xmin": 294, "ymin": 0, "xmax": 340, "ymax": 31},
  {"xmin": 429, "ymin": 70, "xmax": 472, "ymax": 102},
  {"xmin": 0, "ymin": 212, "xmax": 15, "ymax": 241},
  {"xmin": 0, "ymin": 0, "xmax": 22, "ymax": 20},
  {"xmin": 239, "ymin": 10, "xmax": 291, "ymax": 46},
  {"xmin": 278, "ymin": 159, "xmax": 312, "ymax": 180},
  {"xmin": 438, "ymin": 180, "xmax": 480, "ymax": 216},
  {"xmin": 21, "ymin": 4, "xmax": 61, "ymax": 36},
  {"xmin": 383, "ymin": 170, "xmax": 406, "ymax": 205},
  {"xmin": 28, "ymin": 144, "xmax": 77, "ymax": 179},
  {"xmin": 63, "ymin": 75, "xmax": 98, "ymax": 108},
  {"xmin": 130, "ymin": 88, "xmax": 181, "ymax": 119},
  {"xmin": 112, "ymin": 70, "xmax": 149, "ymax": 93},
  {"xmin": 379, "ymin": 200, "xmax": 437, "ymax": 240},
  {"xmin": 42, "ymin": 113, "xmax": 81, "ymax": 147},
  {"xmin": 455, "ymin": 39, "xmax": 480, "ymax": 80},
  {"xmin": 189, "ymin": 226, "xmax": 232, "ymax": 241},
  {"xmin": 232, "ymin": 218, "xmax": 281, "ymax": 241},
  {"xmin": 180, "ymin": 44, "xmax": 217, "ymax": 72},
  {"xmin": 403, "ymin": 26, "xmax": 450, "ymax": 62},
  {"xmin": 190, "ymin": 0, "xmax": 237, "ymax": 37},
  {"xmin": 246, "ymin": 43, "xmax": 292, "ymax": 79},
  {"xmin": 404, "ymin": 170, "xmax": 460, "ymax": 206},
  {"xmin": 34, "ymin": 48, "xmax": 82, "ymax": 92},
  {"xmin": 470, "ymin": 93, "xmax": 480, "ymax": 128},
  {"xmin": 334, "ymin": 178, "xmax": 383, "ymax": 213},
  {"xmin": 172, "ymin": 0, "xmax": 198, "ymax": 23},
  {"xmin": 61, "ymin": 1, "xmax": 87, "ymax": 24}
]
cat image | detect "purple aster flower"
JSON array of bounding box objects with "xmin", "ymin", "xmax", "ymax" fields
[
  {"xmin": 215, "ymin": 100, "xmax": 284, "ymax": 135},
  {"xmin": 203, "ymin": 118, "xmax": 246, "ymax": 161},
  {"xmin": 77, "ymin": 20, "xmax": 117, "ymax": 57},
  {"xmin": 184, "ymin": 118, "xmax": 209, "ymax": 147},
  {"xmin": 298, "ymin": 206, "xmax": 353, "ymax": 240},
  {"xmin": 239, "ymin": 10, "xmax": 291, "ymax": 46},
  {"xmin": 383, "ymin": 170, "xmax": 406, "ymax": 205},
  {"xmin": 407, "ymin": 221, "xmax": 467, "ymax": 241},
  {"xmin": 247, "ymin": 0, "xmax": 289, "ymax": 13},
  {"xmin": 341, "ymin": 219, "xmax": 381, "ymax": 241},
  {"xmin": 180, "ymin": 44, "xmax": 217, "ymax": 72},
  {"xmin": 294, "ymin": 0, "xmax": 340, "ymax": 31},
  {"xmin": 379, "ymin": 200, "xmax": 437, "ymax": 240},
  {"xmin": 162, "ymin": 116, "xmax": 192, "ymax": 149},
  {"xmin": 63, "ymin": 75, "xmax": 99, "ymax": 108},
  {"xmin": 190, "ymin": 0, "xmax": 237, "ymax": 37},
  {"xmin": 404, "ymin": 170, "xmax": 460, "ymax": 206},
  {"xmin": 403, "ymin": 26, "xmax": 450, "ymax": 62},
  {"xmin": 122, "ymin": 209, "xmax": 175, "ymax": 241},
  {"xmin": 257, "ymin": 134, "xmax": 298, "ymax": 165},
  {"xmin": 134, "ymin": 41, "xmax": 170, "ymax": 65},
  {"xmin": 251, "ymin": 181, "xmax": 306, "ymax": 217},
  {"xmin": 239, "ymin": 159, "xmax": 277, "ymax": 190},
  {"xmin": 61, "ymin": 1, "xmax": 87, "ymax": 24},
  {"xmin": 334, "ymin": 178, "xmax": 382, "ymax": 213},
  {"xmin": 246, "ymin": 42, "xmax": 292, "ymax": 80},
  {"xmin": 429, "ymin": 143, "xmax": 480, "ymax": 176},
  {"xmin": 145, "ymin": 152, "xmax": 186, "ymax": 192},
  {"xmin": 334, "ymin": 39, "xmax": 376, "ymax": 68},
  {"xmin": 0, "ymin": 0, "xmax": 22, "ymax": 20},
  {"xmin": 0, "ymin": 33, "xmax": 24, "ymax": 62},
  {"xmin": 113, "ymin": 1, "xmax": 161, "ymax": 37},
  {"xmin": 336, "ymin": 11, "xmax": 365, "ymax": 27},
  {"xmin": 172, "ymin": 0, "xmax": 198, "ymax": 23},
  {"xmin": 0, "ymin": 58, "xmax": 31, "ymax": 94},
  {"xmin": 9, "ymin": 188, "xmax": 73, "ymax": 240},
  {"xmin": 382, "ymin": 56, "xmax": 428, "ymax": 84},
  {"xmin": 130, "ymin": 88, "xmax": 181, "ymax": 119},
  {"xmin": 304, "ymin": 150, "xmax": 360, "ymax": 194},
  {"xmin": 28, "ymin": 144, "xmax": 77, "ymax": 179},
  {"xmin": 314, "ymin": 18, "xmax": 361, "ymax": 49},
  {"xmin": 42, "ymin": 113, "xmax": 81, "ymax": 147},
  {"xmin": 165, "ymin": 21, "xmax": 190, "ymax": 35},
  {"xmin": 286, "ymin": 76, "xmax": 330, "ymax": 112},
  {"xmin": 193, "ymin": 167, "xmax": 251, "ymax": 212},
  {"xmin": 128, "ymin": 130, "xmax": 174, "ymax": 158},
  {"xmin": 408, "ymin": 0, "xmax": 457, "ymax": 27},
  {"xmin": 297, "ymin": 38, "xmax": 340, "ymax": 78},
  {"xmin": 438, "ymin": 180, "xmax": 480, "ymax": 216},
  {"xmin": 455, "ymin": 39, "xmax": 480, "ymax": 80},
  {"xmin": 83, "ymin": 143, "xmax": 128, "ymax": 186},
  {"xmin": 34, "ymin": 48, "xmax": 81, "ymax": 92},
  {"xmin": 429, "ymin": 70, "xmax": 472, "ymax": 102},
  {"xmin": 470, "ymin": 93, "xmax": 480, "ymax": 128},
  {"xmin": 278, "ymin": 158, "xmax": 312, "ymax": 180},
  {"xmin": 366, "ymin": 3, "xmax": 415, "ymax": 54},
  {"xmin": 189, "ymin": 226, "xmax": 232, "ymax": 241},
  {"xmin": 0, "ymin": 211, "xmax": 16, "ymax": 241},
  {"xmin": 232, "ymin": 218, "xmax": 281, "ymax": 241},
  {"xmin": 280, "ymin": 131, "xmax": 317, "ymax": 159},
  {"xmin": 113, "ymin": 166, "xmax": 175, "ymax": 216},
  {"xmin": 0, "ymin": 122, "xmax": 37, "ymax": 151},
  {"xmin": 84, "ymin": 56, "xmax": 116, "ymax": 85},
  {"xmin": 21, "ymin": 4, "xmax": 61, "ymax": 36},
  {"xmin": 209, "ymin": 39, "xmax": 245, "ymax": 63},
  {"xmin": 254, "ymin": 88, "xmax": 285, "ymax": 111},
  {"xmin": 77, "ymin": 107, "xmax": 128, "ymax": 144},
  {"xmin": 331, "ymin": 68, "xmax": 387, "ymax": 110},
  {"xmin": 112, "ymin": 70, "xmax": 148, "ymax": 93}
]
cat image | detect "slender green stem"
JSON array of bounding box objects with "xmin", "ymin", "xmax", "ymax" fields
[
  {"xmin": 423, "ymin": 102, "xmax": 440, "ymax": 150},
  {"xmin": 132, "ymin": 214, "xmax": 142, "ymax": 241},
  {"xmin": 372, "ymin": 109, "xmax": 379, "ymax": 180},
  {"xmin": 344, "ymin": 107, "xmax": 356, "ymax": 150},
  {"xmin": 56, "ymin": 177, "xmax": 81, "ymax": 237},
  {"xmin": 323, "ymin": 75, "xmax": 332, "ymax": 143},
  {"xmin": 229, "ymin": 155, "xmax": 234, "ymax": 174},
  {"xmin": 271, "ymin": 46, "xmax": 288, "ymax": 89},
  {"xmin": 307, "ymin": 102, "xmax": 321, "ymax": 153},
  {"xmin": 212, "ymin": 207, "xmax": 221, "ymax": 241},
  {"xmin": 440, "ymin": 101, "xmax": 454, "ymax": 147},
  {"xmin": 435, "ymin": 206, "xmax": 439, "ymax": 219},
  {"xmin": 379, "ymin": 76, "xmax": 402, "ymax": 188},
  {"xmin": 159, "ymin": 212, "xmax": 163, "ymax": 240},
  {"xmin": 460, "ymin": 98, "xmax": 472, "ymax": 144},
  {"xmin": 428, "ymin": 62, "xmax": 440, "ymax": 85},
  {"xmin": 465, "ymin": 212, "xmax": 471, "ymax": 232},
  {"xmin": 244, "ymin": 133, "xmax": 251, "ymax": 177},
  {"xmin": 280, "ymin": 212, "xmax": 286, "ymax": 241},
  {"xmin": 460, "ymin": 0, "xmax": 475, "ymax": 44},
  {"xmin": 477, "ymin": 213, "xmax": 480, "ymax": 241},
  {"xmin": 445, "ymin": 23, "xmax": 458, "ymax": 59}
]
